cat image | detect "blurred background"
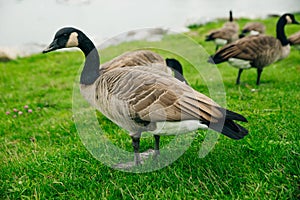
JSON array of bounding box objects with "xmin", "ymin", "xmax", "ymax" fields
[{"xmin": 0, "ymin": 0, "xmax": 299, "ymax": 56}]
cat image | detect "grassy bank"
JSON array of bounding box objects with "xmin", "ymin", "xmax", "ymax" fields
[{"xmin": 0, "ymin": 14, "xmax": 299, "ymax": 199}]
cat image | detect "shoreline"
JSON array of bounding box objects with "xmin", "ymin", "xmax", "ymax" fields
[{"xmin": 1, "ymin": 12, "xmax": 298, "ymax": 61}]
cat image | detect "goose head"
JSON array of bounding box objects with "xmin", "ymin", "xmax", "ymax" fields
[
  {"xmin": 43, "ymin": 27, "xmax": 99, "ymax": 85},
  {"xmin": 276, "ymin": 14, "xmax": 299, "ymax": 46},
  {"xmin": 283, "ymin": 13, "xmax": 299, "ymax": 25},
  {"xmin": 43, "ymin": 27, "xmax": 81, "ymax": 53}
]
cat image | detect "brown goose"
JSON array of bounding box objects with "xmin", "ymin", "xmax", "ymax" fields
[
  {"xmin": 239, "ymin": 22, "xmax": 266, "ymax": 38},
  {"xmin": 205, "ymin": 10, "xmax": 239, "ymax": 51},
  {"xmin": 209, "ymin": 13, "xmax": 299, "ymax": 85},
  {"xmin": 288, "ymin": 30, "xmax": 300, "ymax": 49},
  {"xmin": 43, "ymin": 27, "xmax": 248, "ymax": 166}
]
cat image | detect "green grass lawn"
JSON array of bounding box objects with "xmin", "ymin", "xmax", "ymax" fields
[{"xmin": 1, "ymin": 14, "xmax": 300, "ymax": 199}]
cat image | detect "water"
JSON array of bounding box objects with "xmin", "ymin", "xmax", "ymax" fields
[{"xmin": 0, "ymin": 0, "xmax": 299, "ymax": 53}]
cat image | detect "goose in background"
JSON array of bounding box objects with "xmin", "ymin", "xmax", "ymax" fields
[
  {"xmin": 43, "ymin": 27, "xmax": 248, "ymax": 167},
  {"xmin": 239, "ymin": 22, "xmax": 266, "ymax": 38},
  {"xmin": 205, "ymin": 10, "xmax": 239, "ymax": 51},
  {"xmin": 288, "ymin": 30, "xmax": 300, "ymax": 50},
  {"xmin": 209, "ymin": 13, "xmax": 299, "ymax": 85}
]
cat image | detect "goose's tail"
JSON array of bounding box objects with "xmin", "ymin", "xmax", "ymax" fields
[{"xmin": 210, "ymin": 109, "xmax": 249, "ymax": 140}]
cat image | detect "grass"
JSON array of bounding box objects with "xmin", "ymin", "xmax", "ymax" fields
[{"xmin": 1, "ymin": 14, "xmax": 300, "ymax": 199}]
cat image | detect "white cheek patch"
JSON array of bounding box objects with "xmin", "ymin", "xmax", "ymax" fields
[
  {"xmin": 66, "ymin": 32, "xmax": 79, "ymax": 47},
  {"xmin": 286, "ymin": 15, "xmax": 292, "ymax": 24}
]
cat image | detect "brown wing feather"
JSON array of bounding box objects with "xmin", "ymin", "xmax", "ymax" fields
[
  {"xmin": 212, "ymin": 35, "xmax": 282, "ymax": 66},
  {"xmin": 101, "ymin": 50, "xmax": 165, "ymax": 71},
  {"xmin": 95, "ymin": 63, "xmax": 248, "ymax": 139},
  {"xmin": 102, "ymin": 66, "xmax": 223, "ymax": 124}
]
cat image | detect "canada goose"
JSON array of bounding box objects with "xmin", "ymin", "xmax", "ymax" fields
[
  {"xmin": 239, "ymin": 22, "xmax": 266, "ymax": 38},
  {"xmin": 288, "ymin": 30, "xmax": 300, "ymax": 50},
  {"xmin": 43, "ymin": 27, "xmax": 248, "ymax": 166},
  {"xmin": 205, "ymin": 10, "xmax": 239, "ymax": 51},
  {"xmin": 209, "ymin": 13, "xmax": 299, "ymax": 85}
]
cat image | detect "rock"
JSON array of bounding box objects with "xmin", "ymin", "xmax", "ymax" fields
[
  {"xmin": 0, "ymin": 44, "xmax": 45, "ymax": 62},
  {"xmin": 0, "ymin": 50, "xmax": 14, "ymax": 62}
]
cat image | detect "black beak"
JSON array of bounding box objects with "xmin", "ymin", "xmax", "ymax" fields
[
  {"xmin": 293, "ymin": 18, "xmax": 300, "ymax": 25},
  {"xmin": 43, "ymin": 39, "xmax": 59, "ymax": 53}
]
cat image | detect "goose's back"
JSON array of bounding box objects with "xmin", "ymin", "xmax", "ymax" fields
[
  {"xmin": 242, "ymin": 22, "xmax": 266, "ymax": 34},
  {"xmin": 223, "ymin": 21, "xmax": 239, "ymax": 32},
  {"xmin": 100, "ymin": 50, "xmax": 171, "ymax": 74},
  {"xmin": 207, "ymin": 28, "xmax": 238, "ymax": 42},
  {"xmin": 213, "ymin": 35, "xmax": 288, "ymax": 68}
]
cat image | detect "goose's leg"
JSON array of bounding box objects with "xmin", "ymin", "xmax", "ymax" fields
[
  {"xmin": 153, "ymin": 135, "xmax": 160, "ymax": 159},
  {"xmin": 131, "ymin": 135, "xmax": 141, "ymax": 166},
  {"xmin": 256, "ymin": 68, "xmax": 263, "ymax": 85},
  {"xmin": 236, "ymin": 69, "xmax": 243, "ymax": 85}
]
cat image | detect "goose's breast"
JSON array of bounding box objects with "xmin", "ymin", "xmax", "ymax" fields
[
  {"xmin": 280, "ymin": 45, "xmax": 291, "ymax": 59},
  {"xmin": 94, "ymin": 77, "xmax": 146, "ymax": 133},
  {"xmin": 80, "ymin": 84, "xmax": 96, "ymax": 106}
]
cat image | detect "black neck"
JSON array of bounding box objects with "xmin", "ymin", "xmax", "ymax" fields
[
  {"xmin": 229, "ymin": 11, "xmax": 233, "ymax": 22},
  {"xmin": 276, "ymin": 17, "xmax": 289, "ymax": 46},
  {"xmin": 78, "ymin": 33, "xmax": 100, "ymax": 85}
]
